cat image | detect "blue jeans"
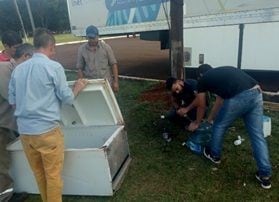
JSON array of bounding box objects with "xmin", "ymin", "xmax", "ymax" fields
[{"xmin": 210, "ymin": 88, "xmax": 272, "ymax": 177}]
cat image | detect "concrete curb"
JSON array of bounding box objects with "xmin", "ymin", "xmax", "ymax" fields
[
  {"xmin": 119, "ymin": 75, "xmax": 164, "ymax": 82},
  {"xmin": 56, "ymin": 35, "xmax": 128, "ymax": 46},
  {"xmin": 64, "ymin": 69, "xmax": 164, "ymax": 82}
]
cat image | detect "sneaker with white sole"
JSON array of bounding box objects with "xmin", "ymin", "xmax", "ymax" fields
[
  {"xmin": 255, "ymin": 172, "xmax": 271, "ymax": 189},
  {"xmin": 203, "ymin": 147, "xmax": 221, "ymax": 164}
]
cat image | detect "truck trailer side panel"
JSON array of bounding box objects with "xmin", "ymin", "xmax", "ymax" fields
[
  {"xmin": 184, "ymin": 21, "xmax": 279, "ymax": 71},
  {"xmin": 242, "ymin": 22, "xmax": 279, "ymax": 71},
  {"xmin": 67, "ymin": 0, "xmax": 170, "ymax": 36},
  {"xmin": 184, "ymin": 25, "xmax": 239, "ymax": 68}
]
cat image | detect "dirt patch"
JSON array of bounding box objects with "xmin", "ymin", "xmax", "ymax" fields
[
  {"xmin": 139, "ymin": 82, "xmax": 172, "ymax": 109},
  {"xmin": 56, "ymin": 38, "xmax": 170, "ymax": 80}
]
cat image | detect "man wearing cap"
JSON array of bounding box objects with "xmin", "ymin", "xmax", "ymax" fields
[{"xmin": 76, "ymin": 25, "xmax": 119, "ymax": 92}]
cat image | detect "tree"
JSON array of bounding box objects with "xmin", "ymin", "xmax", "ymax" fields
[
  {"xmin": 0, "ymin": 0, "xmax": 23, "ymax": 35},
  {"xmin": 46, "ymin": 0, "xmax": 70, "ymax": 32},
  {"xmin": 0, "ymin": 0, "xmax": 70, "ymax": 36},
  {"xmin": 29, "ymin": 0, "xmax": 70, "ymax": 32}
]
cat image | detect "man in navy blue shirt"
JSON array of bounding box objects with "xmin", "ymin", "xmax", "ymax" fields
[
  {"xmin": 187, "ymin": 65, "xmax": 272, "ymax": 189},
  {"xmin": 165, "ymin": 77, "xmax": 198, "ymax": 127}
]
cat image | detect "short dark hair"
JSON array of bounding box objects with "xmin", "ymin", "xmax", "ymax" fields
[
  {"xmin": 165, "ymin": 77, "xmax": 177, "ymax": 90},
  {"xmin": 33, "ymin": 28, "xmax": 55, "ymax": 49},
  {"xmin": 14, "ymin": 43, "xmax": 34, "ymax": 59},
  {"xmin": 1, "ymin": 31, "xmax": 22, "ymax": 47},
  {"xmin": 197, "ymin": 64, "xmax": 213, "ymax": 78}
]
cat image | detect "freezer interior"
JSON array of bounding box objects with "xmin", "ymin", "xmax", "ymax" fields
[{"xmin": 62, "ymin": 125, "xmax": 120, "ymax": 149}]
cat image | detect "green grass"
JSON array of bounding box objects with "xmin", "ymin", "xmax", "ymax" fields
[
  {"xmin": 23, "ymin": 77, "xmax": 279, "ymax": 201},
  {"xmin": 0, "ymin": 34, "xmax": 84, "ymax": 50},
  {"xmin": 54, "ymin": 34, "xmax": 84, "ymax": 44}
]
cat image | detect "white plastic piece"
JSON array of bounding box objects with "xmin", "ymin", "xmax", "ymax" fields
[
  {"xmin": 263, "ymin": 115, "xmax": 271, "ymax": 138},
  {"xmin": 234, "ymin": 135, "xmax": 244, "ymax": 146}
]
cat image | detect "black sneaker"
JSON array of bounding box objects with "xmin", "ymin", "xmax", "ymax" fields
[
  {"xmin": 203, "ymin": 147, "xmax": 221, "ymax": 164},
  {"xmin": 255, "ymin": 172, "xmax": 271, "ymax": 189}
]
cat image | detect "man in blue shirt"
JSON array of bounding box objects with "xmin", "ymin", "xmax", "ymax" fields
[{"xmin": 9, "ymin": 28, "xmax": 88, "ymax": 202}]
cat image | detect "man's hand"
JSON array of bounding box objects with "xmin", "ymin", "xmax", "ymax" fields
[
  {"xmin": 73, "ymin": 79, "xmax": 88, "ymax": 97},
  {"xmin": 112, "ymin": 81, "xmax": 119, "ymax": 92},
  {"xmin": 176, "ymin": 107, "xmax": 189, "ymax": 117},
  {"xmin": 188, "ymin": 121, "xmax": 200, "ymax": 131}
]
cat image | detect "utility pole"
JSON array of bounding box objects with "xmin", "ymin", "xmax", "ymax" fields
[
  {"xmin": 170, "ymin": 0, "xmax": 184, "ymax": 79},
  {"xmin": 13, "ymin": 0, "xmax": 28, "ymax": 42},
  {"xmin": 25, "ymin": 0, "xmax": 35, "ymax": 33}
]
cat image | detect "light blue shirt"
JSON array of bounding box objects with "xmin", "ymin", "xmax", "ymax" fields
[{"xmin": 8, "ymin": 53, "xmax": 74, "ymax": 135}]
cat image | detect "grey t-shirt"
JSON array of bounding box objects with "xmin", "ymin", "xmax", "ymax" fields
[{"xmin": 76, "ymin": 40, "xmax": 117, "ymax": 82}]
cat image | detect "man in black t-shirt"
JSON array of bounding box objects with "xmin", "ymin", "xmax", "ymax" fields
[
  {"xmin": 165, "ymin": 77, "xmax": 198, "ymax": 128},
  {"xmin": 186, "ymin": 65, "xmax": 272, "ymax": 189}
]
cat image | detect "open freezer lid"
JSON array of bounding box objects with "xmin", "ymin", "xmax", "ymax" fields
[{"xmin": 61, "ymin": 79, "xmax": 124, "ymax": 126}]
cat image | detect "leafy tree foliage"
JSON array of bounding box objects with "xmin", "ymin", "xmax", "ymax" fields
[
  {"xmin": 0, "ymin": 0, "xmax": 23, "ymax": 35},
  {"xmin": 0, "ymin": 0, "xmax": 70, "ymax": 36}
]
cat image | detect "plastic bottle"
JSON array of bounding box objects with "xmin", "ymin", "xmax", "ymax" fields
[
  {"xmin": 183, "ymin": 140, "xmax": 203, "ymax": 155},
  {"xmin": 162, "ymin": 128, "xmax": 171, "ymax": 143},
  {"xmin": 234, "ymin": 135, "xmax": 244, "ymax": 146}
]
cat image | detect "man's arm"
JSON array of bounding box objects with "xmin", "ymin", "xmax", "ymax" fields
[
  {"xmin": 104, "ymin": 42, "xmax": 119, "ymax": 92},
  {"xmin": 76, "ymin": 46, "xmax": 85, "ymax": 79},
  {"xmin": 8, "ymin": 71, "xmax": 16, "ymax": 106},
  {"xmin": 112, "ymin": 63, "xmax": 119, "ymax": 92},
  {"xmin": 72, "ymin": 79, "xmax": 88, "ymax": 97},
  {"xmin": 54, "ymin": 65, "xmax": 88, "ymax": 105},
  {"xmin": 77, "ymin": 69, "xmax": 84, "ymax": 79},
  {"xmin": 207, "ymin": 95, "xmax": 223, "ymax": 123},
  {"xmin": 176, "ymin": 92, "xmax": 199, "ymax": 116},
  {"xmin": 187, "ymin": 93, "xmax": 207, "ymax": 131}
]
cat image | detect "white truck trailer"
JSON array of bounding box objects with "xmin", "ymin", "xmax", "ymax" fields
[{"xmin": 66, "ymin": 0, "xmax": 279, "ymax": 91}]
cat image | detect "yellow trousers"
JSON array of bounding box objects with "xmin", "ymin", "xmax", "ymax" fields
[{"xmin": 20, "ymin": 127, "xmax": 64, "ymax": 202}]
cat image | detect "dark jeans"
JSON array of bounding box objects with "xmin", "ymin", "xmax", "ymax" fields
[
  {"xmin": 0, "ymin": 128, "xmax": 16, "ymax": 202},
  {"xmin": 160, "ymin": 107, "xmax": 197, "ymax": 133},
  {"xmin": 0, "ymin": 128, "xmax": 16, "ymax": 175},
  {"xmin": 210, "ymin": 88, "xmax": 272, "ymax": 177}
]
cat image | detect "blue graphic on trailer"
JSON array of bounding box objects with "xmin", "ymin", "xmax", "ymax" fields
[{"xmin": 105, "ymin": 0, "xmax": 170, "ymax": 26}]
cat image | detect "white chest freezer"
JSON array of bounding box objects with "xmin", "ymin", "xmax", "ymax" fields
[{"xmin": 7, "ymin": 79, "xmax": 131, "ymax": 196}]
